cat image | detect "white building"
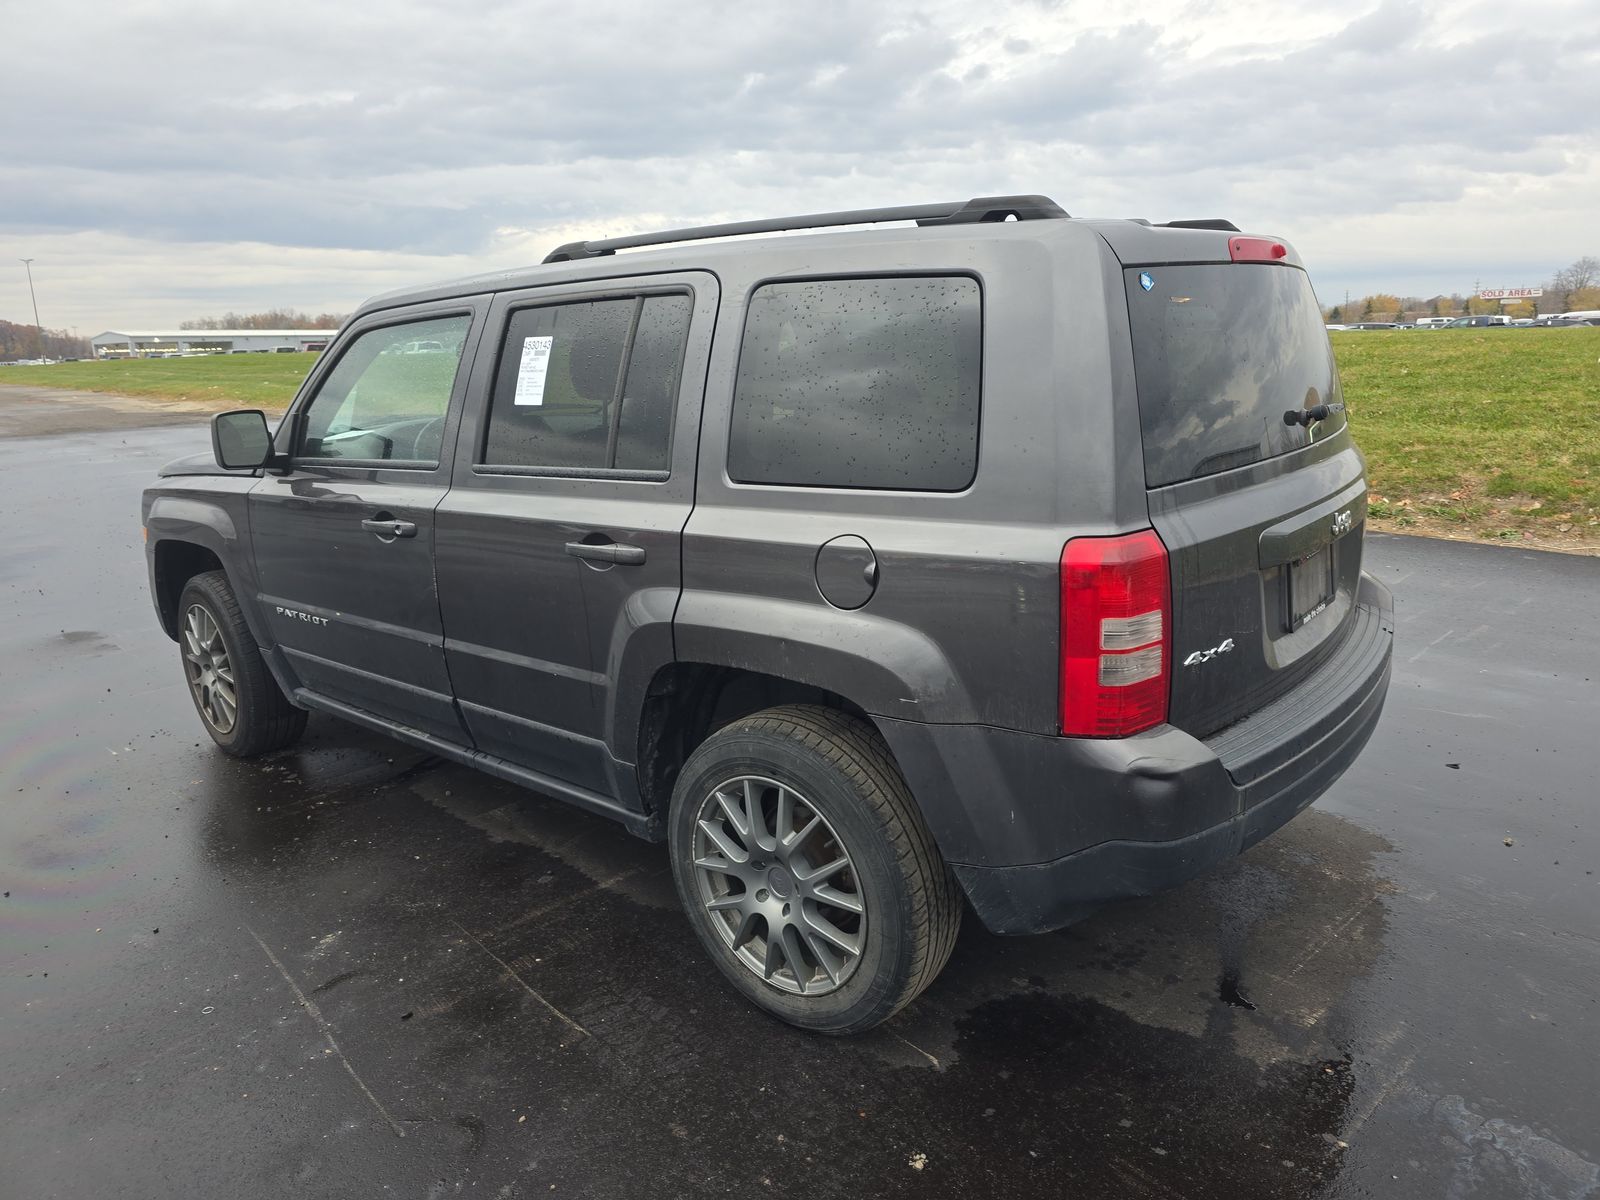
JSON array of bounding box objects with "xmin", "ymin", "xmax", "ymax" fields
[{"xmin": 91, "ymin": 329, "xmax": 338, "ymax": 358}]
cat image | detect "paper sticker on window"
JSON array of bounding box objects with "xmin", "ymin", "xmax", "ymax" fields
[{"xmin": 513, "ymin": 336, "xmax": 553, "ymax": 406}]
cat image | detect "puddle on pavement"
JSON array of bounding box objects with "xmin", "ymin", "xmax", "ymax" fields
[
  {"xmin": 1218, "ymin": 971, "xmax": 1258, "ymax": 1010},
  {"xmin": 874, "ymin": 807, "xmax": 1399, "ymax": 1077},
  {"xmin": 853, "ymin": 991, "xmax": 1360, "ymax": 1197}
]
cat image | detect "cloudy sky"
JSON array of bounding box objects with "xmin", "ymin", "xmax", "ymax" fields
[{"xmin": 3, "ymin": 0, "xmax": 1597, "ymax": 332}]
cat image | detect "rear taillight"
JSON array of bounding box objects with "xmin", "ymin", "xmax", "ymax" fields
[
  {"xmin": 1059, "ymin": 530, "xmax": 1172, "ymax": 737},
  {"xmin": 1229, "ymin": 236, "xmax": 1288, "ymax": 262}
]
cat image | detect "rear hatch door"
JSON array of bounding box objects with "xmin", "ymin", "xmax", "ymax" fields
[{"xmin": 1115, "ymin": 244, "xmax": 1367, "ymax": 739}]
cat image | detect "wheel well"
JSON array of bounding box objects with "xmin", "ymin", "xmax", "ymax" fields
[
  {"xmin": 153, "ymin": 541, "xmax": 224, "ymax": 639},
  {"xmin": 636, "ymin": 665, "xmax": 873, "ymax": 819}
]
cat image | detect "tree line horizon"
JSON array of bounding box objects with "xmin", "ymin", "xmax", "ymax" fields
[
  {"xmin": 1325, "ymin": 256, "xmax": 1600, "ymax": 323},
  {"xmin": 5, "ymin": 258, "xmax": 1598, "ymax": 360},
  {"xmin": 1, "ymin": 308, "xmax": 351, "ymax": 362}
]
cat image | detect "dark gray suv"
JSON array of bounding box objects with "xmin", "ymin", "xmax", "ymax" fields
[{"xmin": 143, "ymin": 195, "xmax": 1393, "ymax": 1033}]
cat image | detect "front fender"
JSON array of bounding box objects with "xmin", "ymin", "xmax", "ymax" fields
[{"xmin": 143, "ymin": 481, "xmax": 265, "ymax": 642}]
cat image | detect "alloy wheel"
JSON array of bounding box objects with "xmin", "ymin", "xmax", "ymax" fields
[
  {"xmin": 181, "ymin": 603, "xmax": 237, "ymax": 734},
  {"xmin": 690, "ymin": 775, "xmax": 867, "ymax": 995}
]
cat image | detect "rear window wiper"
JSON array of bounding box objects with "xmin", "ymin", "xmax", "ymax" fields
[{"xmin": 1283, "ymin": 402, "xmax": 1345, "ymax": 428}]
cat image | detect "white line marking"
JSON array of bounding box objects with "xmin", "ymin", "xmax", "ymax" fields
[
  {"xmin": 452, "ymin": 920, "xmax": 590, "ymax": 1040},
  {"xmin": 246, "ymin": 926, "xmax": 405, "ymax": 1138},
  {"xmin": 1408, "ymin": 628, "xmax": 1455, "ymax": 663},
  {"xmin": 1283, "ymin": 898, "xmax": 1377, "ymax": 982},
  {"xmin": 1344, "ymin": 1052, "xmax": 1417, "ymax": 1139},
  {"xmin": 888, "ymin": 1030, "xmax": 941, "ymax": 1070},
  {"xmin": 498, "ymin": 866, "xmax": 655, "ymax": 933}
]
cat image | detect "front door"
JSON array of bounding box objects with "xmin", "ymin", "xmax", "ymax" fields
[
  {"xmin": 250, "ymin": 304, "xmax": 485, "ymax": 742},
  {"xmin": 436, "ymin": 273, "xmax": 716, "ymax": 802}
]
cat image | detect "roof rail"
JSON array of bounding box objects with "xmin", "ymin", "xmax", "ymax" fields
[
  {"xmin": 1160, "ymin": 218, "xmax": 1240, "ymax": 232},
  {"xmin": 542, "ymin": 194, "xmax": 1069, "ymax": 263}
]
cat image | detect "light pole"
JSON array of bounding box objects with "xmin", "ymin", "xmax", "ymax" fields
[{"xmin": 19, "ymin": 259, "xmax": 43, "ymax": 360}]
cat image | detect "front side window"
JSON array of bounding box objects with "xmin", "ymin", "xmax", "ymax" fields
[
  {"xmin": 298, "ymin": 315, "xmax": 471, "ymax": 463},
  {"xmin": 728, "ymin": 276, "xmax": 983, "ymax": 491},
  {"xmin": 482, "ymin": 293, "xmax": 692, "ymax": 472}
]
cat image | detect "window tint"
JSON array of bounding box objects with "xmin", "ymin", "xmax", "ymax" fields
[
  {"xmin": 616, "ymin": 294, "xmax": 691, "ymax": 471},
  {"xmin": 728, "ymin": 277, "xmax": 981, "ymax": 491},
  {"xmin": 483, "ymin": 293, "xmax": 691, "ymax": 472},
  {"xmin": 299, "ymin": 315, "xmax": 470, "ymax": 463},
  {"xmin": 1124, "ymin": 264, "xmax": 1344, "ymax": 486}
]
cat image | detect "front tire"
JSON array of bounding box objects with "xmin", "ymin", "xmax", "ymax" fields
[
  {"xmin": 177, "ymin": 571, "xmax": 306, "ymax": 757},
  {"xmin": 667, "ymin": 705, "xmax": 961, "ymax": 1034}
]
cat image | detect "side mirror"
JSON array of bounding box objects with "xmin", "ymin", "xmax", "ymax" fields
[{"xmin": 212, "ymin": 409, "xmax": 274, "ymax": 470}]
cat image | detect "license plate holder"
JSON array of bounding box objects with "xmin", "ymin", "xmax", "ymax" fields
[{"xmin": 1287, "ymin": 544, "xmax": 1335, "ymax": 629}]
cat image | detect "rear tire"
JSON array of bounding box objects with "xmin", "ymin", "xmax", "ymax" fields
[
  {"xmin": 177, "ymin": 571, "xmax": 307, "ymax": 758},
  {"xmin": 667, "ymin": 704, "xmax": 961, "ymax": 1034}
]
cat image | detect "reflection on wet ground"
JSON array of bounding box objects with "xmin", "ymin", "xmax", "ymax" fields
[{"xmin": 3, "ymin": 426, "xmax": 1597, "ymax": 1199}]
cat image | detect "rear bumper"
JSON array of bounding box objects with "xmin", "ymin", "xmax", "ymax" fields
[{"xmin": 878, "ymin": 573, "xmax": 1393, "ymax": 934}]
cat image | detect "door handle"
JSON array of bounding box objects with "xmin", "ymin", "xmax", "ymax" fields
[
  {"xmin": 362, "ymin": 517, "xmax": 418, "ymax": 539},
  {"xmin": 565, "ymin": 541, "xmax": 647, "ymax": 565}
]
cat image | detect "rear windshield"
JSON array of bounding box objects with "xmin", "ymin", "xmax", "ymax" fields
[{"xmin": 1124, "ymin": 264, "xmax": 1345, "ymax": 487}]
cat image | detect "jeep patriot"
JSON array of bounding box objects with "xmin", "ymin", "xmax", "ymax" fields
[{"xmin": 143, "ymin": 195, "xmax": 1394, "ymax": 1032}]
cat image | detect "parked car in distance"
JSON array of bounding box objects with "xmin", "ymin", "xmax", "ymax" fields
[
  {"xmin": 1413, "ymin": 316, "xmax": 1454, "ymax": 328},
  {"xmin": 141, "ymin": 195, "xmax": 1394, "ymax": 1033},
  {"xmin": 1442, "ymin": 315, "xmax": 1510, "ymax": 328},
  {"xmin": 1346, "ymin": 322, "xmax": 1402, "ymax": 330}
]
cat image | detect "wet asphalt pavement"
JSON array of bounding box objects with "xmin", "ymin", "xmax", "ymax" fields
[{"xmin": 1, "ymin": 418, "xmax": 1596, "ymax": 1200}]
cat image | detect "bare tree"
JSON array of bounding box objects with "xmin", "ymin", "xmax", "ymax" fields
[
  {"xmin": 1546, "ymin": 256, "xmax": 1599, "ymax": 311},
  {"xmin": 179, "ymin": 309, "xmax": 347, "ymax": 330},
  {"xmin": 1554, "ymin": 256, "xmax": 1599, "ymax": 292},
  {"xmin": 0, "ymin": 321, "xmax": 91, "ymax": 361}
]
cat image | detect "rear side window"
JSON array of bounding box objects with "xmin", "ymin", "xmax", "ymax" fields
[
  {"xmin": 483, "ymin": 293, "xmax": 691, "ymax": 472},
  {"xmin": 1125, "ymin": 264, "xmax": 1345, "ymax": 487},
  {"xmin": 728, "ymin": 276, "xmax": 981, "ymax": 490}
]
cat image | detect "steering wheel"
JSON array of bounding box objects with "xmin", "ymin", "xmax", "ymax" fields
[{"xmin": 410, "ymin": 416, "xmax": 446, "ymax": 459}]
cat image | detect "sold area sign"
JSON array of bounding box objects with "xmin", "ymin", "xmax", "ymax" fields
[{"xmin": 1477, "ymin": 287, "xmax": 1543, "ymax": 300}]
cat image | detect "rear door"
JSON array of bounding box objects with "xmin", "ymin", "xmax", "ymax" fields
[
  {"xmin": 1118, "ymin": 251, "xmax": 1368, "ymax": 738},
  {"xmin": 435, "ymin": 273, "xmax": 715, "ymax": 799},
  {"xmin": 250, "ymin": 303, "xmax": 484, "ymax": 741}
]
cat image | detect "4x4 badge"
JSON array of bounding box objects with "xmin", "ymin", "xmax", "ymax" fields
[
  {"xmin": 1183, "ymin": 637, "xmax": 1235, "ymax": 667},
  {"xmin": 1332, "ymin": 509, "xmax": 1353, "ymax": 536}
]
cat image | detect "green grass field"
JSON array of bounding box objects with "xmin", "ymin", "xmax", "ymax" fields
[
  {"xmin": 0, "ymin": 353, "xmax": 319, "ymax": 408},
  {"xmin": 5, "ymin": 330, "xmax": 1599, "ymax": 542},
  {"xmin": 1331, "ymin": 327, "xmax": 1600, "ymax": 541}
]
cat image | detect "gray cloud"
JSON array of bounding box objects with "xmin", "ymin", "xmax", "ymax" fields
[{"xmin": 2, "ymin": 0, "xmax": 1597, "ymax": 326}]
